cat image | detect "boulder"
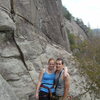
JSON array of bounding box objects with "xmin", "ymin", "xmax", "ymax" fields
[{"xmin": 0, "ymin": 75, "xmax": 19, "ymax": 100}]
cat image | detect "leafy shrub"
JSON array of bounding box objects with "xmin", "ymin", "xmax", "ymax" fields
[
  {"xmin": 68, "ymin": 33, "xmax": 77, "ymax": 51},
  {"xmin": 74, "ymin": 37, "xmax": 100, "ymax": 97}
]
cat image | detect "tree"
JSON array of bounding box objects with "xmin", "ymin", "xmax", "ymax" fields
[
  {"xmin": 62, "ymin": 6, "xmax": 72, "ymax": 21},
  {"xmin": 74, "ymin": 37, "xmax": 100, "ymax": 98}
]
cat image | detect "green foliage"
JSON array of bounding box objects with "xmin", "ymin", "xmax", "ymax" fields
[
  {"xmin": 75, "ymin": 18, "xmax": 84, "ymax": 24},
  {"xmin": 68, "ymin": 33, "xmax": 75, "ymax": 45},
  {"xmin": 74, "ymin": 38, "xmax": 100, "ymax": 96},
  {"xmin": 62, "ymin": 6, "xmax": 72, "ymax": 21},
  {"xmin": 68, "ymin": 33, "xmax": 78, "ymax": 51},
  {"xmin": 68, "ymin": 33, "xmax": 77, "ymax": 51}
]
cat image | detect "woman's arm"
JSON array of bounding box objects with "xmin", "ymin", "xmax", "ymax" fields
[
  {"xmin": 35, "ymin": 70, "xmax": 44, "ymax": 99},
  {"xmin": 63, "ymin": 73, "xmax": 70, "ymax": 100}
]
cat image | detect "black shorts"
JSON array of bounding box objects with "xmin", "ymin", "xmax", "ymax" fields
[{"xmin": 39, "ymin": 91, "xmax": 50, "ymax": 100}]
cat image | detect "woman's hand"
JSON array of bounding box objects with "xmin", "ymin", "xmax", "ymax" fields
[
  {"xmin": 35, "ymin": 92, "xmax": 39, "ymax": 99},
  {"xmin": 64, "ymin": 67, "xmax": 68, "ymax": 77}
]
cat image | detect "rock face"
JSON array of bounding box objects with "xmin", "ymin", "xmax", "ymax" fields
[
  {"xmin": 0, "ymin": 75, "xmax": 19, "ymax": 100},
  {"xmin": 15, "ymin": 0, "xmax": 70, "ymax": 52},
  {"xmin": 64, "ymin": 18, "xmax": 88, "ymax": 41},
  {"xmin": 0, "ymin": 0, "xmax": 98, "ymax": 100}
]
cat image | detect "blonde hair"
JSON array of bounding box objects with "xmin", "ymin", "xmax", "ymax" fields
[{"xmin": 48, "ymin": 58, "xmax": 55, "ymax": 64}]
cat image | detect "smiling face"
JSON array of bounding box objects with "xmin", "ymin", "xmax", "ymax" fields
[
  {"xmin": 48, "ymin": 59, "xmax": 55, "ymax": 70},
  {"xmin": 56, "ymin": 60, "xmax": 64, "ymax": 72}
]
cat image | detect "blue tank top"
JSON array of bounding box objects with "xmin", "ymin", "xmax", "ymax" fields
[{"xmin": 40, "ymin": 72, "xmax": 55, "ymax": 93}]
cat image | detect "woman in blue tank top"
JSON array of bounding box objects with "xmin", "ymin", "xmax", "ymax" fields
[{"xmin": 35, "ymin": 58, "xmax": 56, "ymax": 100}]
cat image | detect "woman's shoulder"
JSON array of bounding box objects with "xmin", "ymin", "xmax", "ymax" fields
[{"xmin": 40, "ymin": 68, "xmax": 46, "ymax": 74}]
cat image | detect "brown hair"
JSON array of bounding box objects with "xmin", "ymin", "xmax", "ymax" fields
[{"xmin": 56, "ymin": 58, "xmax": 64, "ymax": 64}]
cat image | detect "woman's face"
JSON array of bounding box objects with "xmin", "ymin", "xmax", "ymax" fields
[{"xmin": 48, "ymin": 60, "xmax": 55, "ymax": 70}]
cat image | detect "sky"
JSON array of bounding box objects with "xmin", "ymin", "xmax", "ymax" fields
[{"xmin": 61, "ymin": 0, "xmax": 100, "ymax": 29}]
